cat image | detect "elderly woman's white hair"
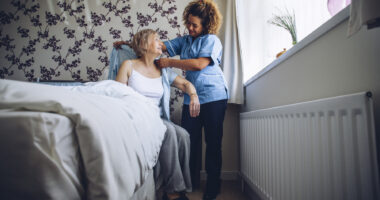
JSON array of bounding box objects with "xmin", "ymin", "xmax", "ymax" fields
[{"xmin": 131, "ymin": 29, "xmax": 157, "ymax": 57}]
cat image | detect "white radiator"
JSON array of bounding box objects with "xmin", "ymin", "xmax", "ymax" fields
[{"xmin": 240, "ymin": 92, "xmax": 379, "ymax": 200}]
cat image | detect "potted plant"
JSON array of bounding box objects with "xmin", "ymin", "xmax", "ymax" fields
[{"xmin": 268, "ymin": 8, "xmax": 297, "ymax": 58}]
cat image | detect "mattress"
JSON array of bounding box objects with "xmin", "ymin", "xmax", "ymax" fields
[{"xmin": 0, "ymin": 109, "xmax": 84, "ymax": 199}]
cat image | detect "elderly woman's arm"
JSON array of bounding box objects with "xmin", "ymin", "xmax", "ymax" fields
[
  {"xmin": 115, "ymin": 60, "xmax": 131, "ymax": 84},
  {"xmin": 172, "ymin": 76, "xmax": 200, "ymax": 117}
]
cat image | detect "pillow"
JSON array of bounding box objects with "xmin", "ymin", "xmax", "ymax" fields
[{"xmin": 108, "ymin": 45, "xmax": 137, "ymax": 80}]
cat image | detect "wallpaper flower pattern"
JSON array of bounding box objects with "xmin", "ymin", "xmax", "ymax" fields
[{"xmin": 0, "ymin": 0, "xmax": 190, "ymax": 122}]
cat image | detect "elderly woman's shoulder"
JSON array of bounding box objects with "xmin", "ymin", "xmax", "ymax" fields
[{"xmin": 121, "ymin": 59, "xmax": 136, "ymax": 69}]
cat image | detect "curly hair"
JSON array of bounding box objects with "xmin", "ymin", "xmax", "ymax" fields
[
  {"xmin": 183, "ymin": 0, "xmax": 222, "ymax": 35},
  {"xmin": 131, "ymin": 29, "xmax": 157, "ymax": 57}
]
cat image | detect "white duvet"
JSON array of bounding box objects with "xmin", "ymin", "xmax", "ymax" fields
[{"xmin": 0, "ymin": 79, "xmax": 166, "ymax": 200}]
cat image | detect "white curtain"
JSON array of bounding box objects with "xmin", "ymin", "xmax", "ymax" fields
[
  {"xmin": 348, "ymin": 0, "xmax": 380, "ymax": 36},
  {"xmin": 221, "ymin": 0, "xmax": 244, "ymax": 104},
  {"xmin": 236, "ymin": 0, "xmax": 331, "ymax": 82}
]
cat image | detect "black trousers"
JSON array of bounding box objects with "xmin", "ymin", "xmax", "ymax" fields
[{"xmin": 181, "ymin": 99, "xmax": 227, "ymax": 195}]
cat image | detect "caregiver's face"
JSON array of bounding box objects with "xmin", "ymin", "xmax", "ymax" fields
[{"xmin": 186, "ymin": 14, "xmax": 203, "ymax": 38}]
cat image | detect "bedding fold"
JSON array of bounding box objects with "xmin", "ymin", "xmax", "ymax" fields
[{"xmin": 0, "ymin": 79, "xmax": 166, "ymax": 200}]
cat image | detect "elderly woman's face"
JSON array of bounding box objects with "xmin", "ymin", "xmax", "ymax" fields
[{"xmin": 146, "ymin": 33, "xmax": 163, "ymax": 56}]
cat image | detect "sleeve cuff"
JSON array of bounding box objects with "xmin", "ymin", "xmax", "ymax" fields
[
  {"xmin": 199, "ymin": 52, "xmax": 217, "ymax": 65},
  {"xmin": 164, "ymin": 41, "xmax": 175, "ymax": 57}
]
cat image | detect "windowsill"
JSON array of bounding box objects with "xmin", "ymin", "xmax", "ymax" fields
[{"xmin": 244, "ymin": 6, "xmax": 350, "ymax": 87}]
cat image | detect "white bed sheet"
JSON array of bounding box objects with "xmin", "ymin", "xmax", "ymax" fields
[{"xmin": 0, "ymin": 79, "xmax": 167, "ymax": 200}]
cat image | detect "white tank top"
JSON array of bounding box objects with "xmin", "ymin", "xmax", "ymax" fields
[{"xmin": 128, "ymin": 67, "xmax": 163, "ymax": 107}]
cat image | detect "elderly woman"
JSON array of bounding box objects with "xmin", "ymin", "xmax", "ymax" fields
[{"xmin": 115, "ymin": 29, "xmax": 199, "ymax": 200}]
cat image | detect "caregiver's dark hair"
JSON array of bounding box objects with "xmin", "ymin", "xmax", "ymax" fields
[{"xmin": 183, "ymin": 0, "xmax": 222, "ymax": 35}]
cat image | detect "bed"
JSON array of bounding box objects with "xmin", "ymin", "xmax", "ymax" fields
[{"xmin": 0, "ymin": 79, "xmax": 166, "ymax": 200}]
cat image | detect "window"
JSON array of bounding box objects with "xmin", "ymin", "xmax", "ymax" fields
[{"xmin": 236, "ymin": 0, "xmax": 350, "ymax": 82}]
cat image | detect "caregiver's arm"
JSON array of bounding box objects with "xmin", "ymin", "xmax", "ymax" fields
[
  {"xmin": 113, "ymin": 41, "xmax": 131, "ymax": 49},
  {"xmin": 172, "ymin": 76, "xmax": 200, "ymax": 117},
  {"xmin": 155, "ymin": 57, "xmax": 211, "ymax": 71}
]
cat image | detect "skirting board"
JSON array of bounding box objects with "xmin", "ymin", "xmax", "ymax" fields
[{"xmin": 240, "ymin": 172, "xmax": 268, "ymax": 200}]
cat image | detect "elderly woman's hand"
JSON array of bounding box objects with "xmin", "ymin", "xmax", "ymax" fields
[
  {"xmin": 189, "ymin": 94, "xmax": 200, "ymax": 117},
  {"xmin": 154, "ymin": 58, "xmax": 171, "ymax": 68}
]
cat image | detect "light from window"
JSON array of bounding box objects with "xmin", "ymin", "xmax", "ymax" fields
[{"xmin": 236, "ymin": 0, "xmax": 350, "ymax": 82}]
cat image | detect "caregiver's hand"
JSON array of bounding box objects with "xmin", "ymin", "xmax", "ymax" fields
[
  {"xmin": 113, "ymin": 41, "xmax": 130, "ymax": 49},
  {"xmin": 155, "ymin": 58, "xmax": 171, "ymax": 69}
]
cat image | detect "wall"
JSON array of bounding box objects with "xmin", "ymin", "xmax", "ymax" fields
[
  {"xmin": 220, "ymin": 104, "xmax": 240, "ymax": 177},
  {"xmin": 0, "ymin": 0, "xmax": 190, "ymax": 123},
  {"xmin": 0, "ymin": 0, "xmax": 189, "ymax": 81},
  {"xmin": 242, "ymin": 18, "xmax": 380, "ymax": 167}
]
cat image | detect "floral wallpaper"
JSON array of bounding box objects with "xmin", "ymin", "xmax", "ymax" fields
[{"xmin": 0, "ymin": 0, "xmax": 191, "ymax": 123}]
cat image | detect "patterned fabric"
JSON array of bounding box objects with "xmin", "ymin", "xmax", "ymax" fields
[{"xmin": 0, "ymin": 0, "xmax": 189, "ymax": 81}]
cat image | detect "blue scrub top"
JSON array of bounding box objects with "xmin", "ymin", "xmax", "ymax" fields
[{"xmin": 164, "ymin": 34, "xmax": 229, "ymax": 105}]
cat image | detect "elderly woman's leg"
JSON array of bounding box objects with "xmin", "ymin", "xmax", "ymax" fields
[
  {"xmin": 172, "ymin": 122, "xmax": 192, "ymax": 192},
  {"xmin": 157, "ymin": 120, "xmax": 191, "ymax": 200}
]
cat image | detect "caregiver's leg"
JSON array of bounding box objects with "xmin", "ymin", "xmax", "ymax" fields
[
  {"xmin": 159, "ymin": 120, "xmax": 187, "ymax": 193},
  {"xmin": 202, "ymin": 99, "xmax": 227, "ymax": 198}
]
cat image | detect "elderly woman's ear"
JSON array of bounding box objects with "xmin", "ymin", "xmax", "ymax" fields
[{"xmin": 113, "ymin": 41, "xmax": 131, "ymax": 49}]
